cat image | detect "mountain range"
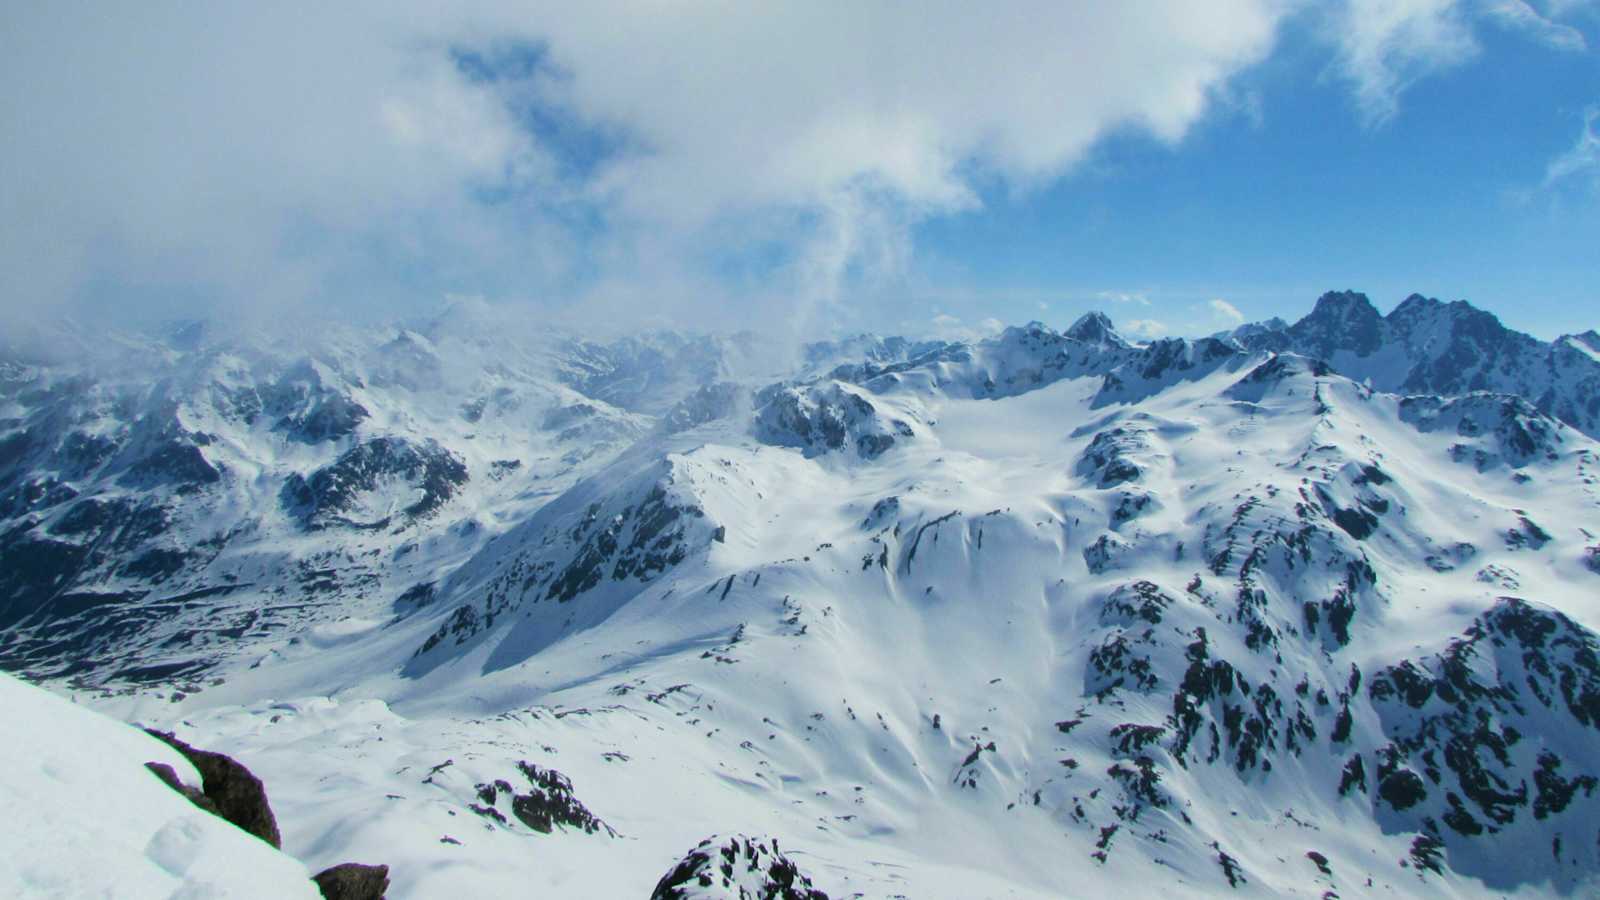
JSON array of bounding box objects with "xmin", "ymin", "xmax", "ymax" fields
[{"xmin": 3, "ymin": 290, "xmax": 1598, "ymax": 898}]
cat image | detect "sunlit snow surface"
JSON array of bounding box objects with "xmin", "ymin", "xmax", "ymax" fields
[
  {"xmin": 0, "ymin": 672, "xmax": 319, "ymax": 899},
  {"xmin": 46, "ymin": 330, "xmax": 1596, "ymax": 899}
]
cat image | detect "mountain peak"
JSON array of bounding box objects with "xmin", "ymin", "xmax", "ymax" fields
[
  {"xmin": 1392, "ymin": 292, "xmax": 1442, "ymax": 316},
  {"xmin": 1309, "ymin": 289, "xmax": 1379, "ymax": 318},
  {"xmin": 1289, "ymin": 290, "xmax": 1385, "ymax": 357},
  {"xmin": 1065, "ymin": 311, "xmax": 1125, "ymax": 346},
  {"xmin": 1559, "ymin": 330, "xmax": 1600, "ymax": 362}
]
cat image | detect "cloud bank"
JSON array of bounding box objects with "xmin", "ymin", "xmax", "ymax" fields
[
  {"xmin": 0, "ymin": 2, "xmax": 1289, "ymax": 332},
  {"xmin": 0, "ymin": 2, "xmax": 1591, "ymax": 336}
]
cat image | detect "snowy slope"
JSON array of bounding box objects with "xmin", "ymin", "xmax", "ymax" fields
[
  {"xmin": 0, "ymin": 672, "xmax": 320, "ymax": 899},
  {"xmin": 5, "ymin": 295, "xmax": 1600, "ymax": 898},
  {"xmin": 0, "ymin": 312, "xmax": 795, "ymax": 682}
]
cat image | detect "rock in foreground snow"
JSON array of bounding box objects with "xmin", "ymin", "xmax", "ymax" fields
[
  {"xmin": 0, "ymin": 672, "xmax": 320, "ymax": 899},
  {"xmin": 651, "ymin": 834, "xmax": 829, "ymax": 900}
]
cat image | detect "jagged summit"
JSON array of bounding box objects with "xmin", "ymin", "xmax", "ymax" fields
[
  {"xmin": 1065, "ymin": 311, "xmax": 1127, "ymax": 347},
  {"xmin": 1560, "ymin": 330, "xmax": 1600, "ymax": 360},
  {"xmin": 1226, "ymin": 290, "xmax": 1600, "ymax": 437},
  {"xmin": 1287, "ymin": 289, "xmax": 1386, "ymax": 357}
]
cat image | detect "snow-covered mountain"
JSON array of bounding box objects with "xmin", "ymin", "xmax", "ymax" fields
[
  {"xmin": 1223, "ymin": 290, "xmax": 1600, "ymax": 439},
  {"xmin": 3, "ymin": 293, "xmax": 1598, "ymax": 897},
  {"xmin": 0, "ymin": 313, "xmax": 811, "ymax": 681}
]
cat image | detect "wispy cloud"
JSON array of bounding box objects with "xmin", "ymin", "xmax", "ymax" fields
[
  {"xmin": 1096, "ymin": 290, "xmax": 1151, "ymax": 306},
  {"xmin": 1209, "ymin": 298, "xmax": 1246, "ymax": 325},
  {"xmin": 925, "ymin": 313, "xmax": 1006, "ymax": 342},
  {"xmin": 1483, "ymin": 1, "xmax": 1588, "ymax": 52},
  {"xmin": 1329, "ymin": 0, "xmax": 1594, "ymax": 126},
  {"xmin": 1331, "ymin": 0, "xmax": 1479, "ymax": 127},
  {"xmin": 1123, "ymin": 319, "xmax": 1170, "ymax": 339},
  {"xmin": 1545, "ymin": 107, "xmax": 1600, "ymax": 188}
]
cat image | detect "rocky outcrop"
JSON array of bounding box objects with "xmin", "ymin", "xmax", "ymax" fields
[
  {"xmin": 143, "ymin": 761, "xmax": 219, "ymax": 815},
  {"xmin": 469, "ymin": 761, "xmax": 614, "ymax": 837},
  {"xmin": 555, "ymin": 331, "xmax": 734, "ymax": 416},
  {"xmin": 312, "ymin": 863, "xmax": 390, "ymax": 900},
  {"xmin": 651, "ymin": 834, "xmax": 829, "ymax": 900},
  {"xmin": 1077, "ymin": 425, "xmax": 1152, "ymax": 488},
  {"xmin": 753, "ymin": 381, "xmax": 915, "ymax": 459},
  {"xmin": 1399, "ymin": 393, "xmax": 1567, "ymax": 470},
  {"xmin": 281, "ymin": 437, "xmax": 468, "ymax": 530},
  {"xmin": 1366, "ymin": 599, "xmax": 1600, "ymax": 851},
  {"xmin": 145, "ymin": 729, "xmax": 282, "ymax": 848},
  {"xmin": 659, "ymin": 382, "xmax": 747, "ymax": 435},
  {"xmin": 145, "ymin": 731, "xmax": 393, "ymax": 896}
]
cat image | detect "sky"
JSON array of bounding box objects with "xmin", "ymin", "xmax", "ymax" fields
[{"xmin": 1, "ymin": 1, "xmax": 1597, "ymax": 342}]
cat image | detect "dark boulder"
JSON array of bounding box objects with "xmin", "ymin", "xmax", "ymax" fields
[
  {"xmin": 145, "ymin": 730, "xmax": 282, "ymax": 848},
  {"xmin": 143, "ymin": 761, "xmax": 219, "ymax": 816},
  {"xmin": 651, "ymin": 834, "xmax": 828, "ymax": 900},
  {"xmin": 470, "ymin": 761, "xmax": 613, "ymax": 836},
  {"xmin": 312, "ymin": 863, "xmax": 390, "ymax": 900}
]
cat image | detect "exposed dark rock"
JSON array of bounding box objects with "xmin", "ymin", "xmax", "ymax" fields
[
  {"xmin": 1365, "ymin": 597, "xmax": 1600, "ymax": 864},
  {"xmin": 1223, "ymin": 354, "xmax": 1331, "ymax": 403},
  {"xmin": 1101, "ymin": 581, "xmax": 1173, "ymax": 626},
  {"xmin": 471, "ymin": 762, "xmax": 613, "ymax": 836},
  {"xmin": 119, "ymin": 437, "xmax": 221, "ymax": 489},
  {"xmin": 1408, "ymin": 833, "xmax": 1444, "ymax": 875},
  {"xmin": 753, "ymin": 381, "xmax": 911, "ymax": 459},
  {"xmin": 1077, "ymin": 426, "xmax": 1150, "ymax": 488},
  {"xmin": 144, "ymin": 761, "xmax": 219, "ymax": 815},
  {"xmin": 0, "ymin": 532, "xmax": 90, "ymax": 630},
  {"xmin": 1215, "ymin": 845, "xmax": 1247, "ymax": 888},
  {"xmin": 281, "ymin": 437, "xmax": 467, "ymax": 529},
  {"xmin": 312, "ymin": 863, "xmax": 390, "ymax": 900},
  {"xmin": 537, "ymin": 483, "xmax": 704, "ymax": 607},
  {"xmin": 651, "ymin": 834, "xmax": 828, "ymax": 900},
  {"xmin": 145, "ymin": 730, "xmax": 282, "ymax": 848},
  {"xmin": 1289, "ymin": 291, "xmax": 1385, "ymax": 359},
  {"xmin": 556, "ymin": 331, "xmax": 731, "ymax": 416},
  {"xmin": 1065, "ymin": 312, "xmax": 1128, "ymax": 347},
  {"xmin": 393, "ymin": 581, "xmax": 437, "ymax": 615}
]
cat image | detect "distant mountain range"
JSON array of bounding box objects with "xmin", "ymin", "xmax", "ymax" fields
[
  {"xmin": 1221, "ymin": 290, "xmax": 1600, "ymax": 437},
  {"xmin": 3, "ymin": 291, "xmax": 1598, "ymax": 897}
]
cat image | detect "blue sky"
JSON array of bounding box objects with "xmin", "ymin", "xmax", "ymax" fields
[
  {"xmin": 908, "ymin": 14, "xmax": 1600, "ymax": 340},
  {"xmin": 2, "ymin": 2, "xmax": 1597, "ymax": 341}
]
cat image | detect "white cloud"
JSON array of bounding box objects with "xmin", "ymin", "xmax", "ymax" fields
[
  {"xmin": 1097, "ymin": 290, "xmax": 1152, "ymax": 306},
  {"xmin": 1545, "ymin": 107, "xmax": 1600, "ymax": 187},
  {"xmin": 1209, "ymin": 298, "xmax": 1246, "ymax": 324},
  {"xmin": 1329, "ymin": 0, "xmax": 1595, "ymax": 125},
  {"xmin": 2, "ymin": 2, "xmax": 1588, "ymax": 333},
  {"xmin": 1331, "ymin": 0, "xmax": 1480, "ymax": 126},
  {"xmin": 1484, "ymin": 0, "xmax": 1588, "ymax": 51},
  {"xmin": 1123, "ymin": 318, "xmax": 1170, "ymax": 339},
  {"xmin": 924, "ymin": 312, "xmax": 1006, "ymax": 342},
  {"xmin": 0, "ymin": 2, "xmax": 1290, "ymax": 330}
]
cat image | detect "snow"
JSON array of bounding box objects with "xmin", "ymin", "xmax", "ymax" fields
[
  {"xmin": 0, "ymin": 673, "xmax": 319, "ymax": 899},
  {"xmin": 6, "ymin": 307, "xmax": 1600, "ymax": 897}
]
